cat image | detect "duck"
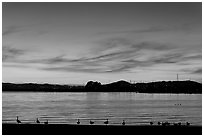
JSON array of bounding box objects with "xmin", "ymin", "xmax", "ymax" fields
[
  {"xmin": 104, "ymin": 119, "xmax": 109, "ymax": 125},
  {"xmin": 77, "ymin": 119, "xmax": 80, "ymax": 124},
  {"xmin": 162, "ymin": 121, "xmax": 170, "ymax": 126},
  {"xmin": 166, "ymin": 121, "xmax": 170, "ymax": 126},
  {"xmin": 44, "ymin": 120, "xmax": 48, "ymax": 124},
  {"xmin": 90, "ymin": 120, "xmax": 94, "ymax": 125},
  {"xmin": 174, "ymin": 122, "xmax": 178, "ymax": 126},
  {"xmin": 16, "ymin": 116, "xmax": 21, "ymax": 124},
  {"xmin": 36, "ymin": 118, "xmax": 40, "ymax": 124},
  {"xmin": 122, "ymin": 120, "xmax": 125, "ymax": 125}
]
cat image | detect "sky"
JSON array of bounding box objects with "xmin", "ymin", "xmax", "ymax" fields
[{"xmin": 2, "ymin": 2, "xmax": 202, "ymax": 84}]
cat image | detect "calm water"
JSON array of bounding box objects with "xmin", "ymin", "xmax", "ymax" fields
[{"xmin": 2, "ymin": 92, "xmax": 202, "ymax": 125}]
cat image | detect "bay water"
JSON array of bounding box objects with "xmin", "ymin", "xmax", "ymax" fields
[{"xmin": 2, "ymin": 92, "xmax": 202, "ymax": 125}]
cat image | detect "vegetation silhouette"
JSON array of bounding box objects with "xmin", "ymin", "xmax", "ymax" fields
[{"xmin": 2, "ymin": 80, "xmax": 201, "ymax": 94}]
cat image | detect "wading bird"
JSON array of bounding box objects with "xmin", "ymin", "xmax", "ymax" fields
[
  {"xmin": 44, "ymin": 120, "xmax": 48, "ymax": 124},
  {"xmin": 77, "ymin": 119, "xmax": 80, "ymax": 124},
  {"xmin": 90, "ymin": 120, "xmax": 94, "ymax": 125},
  {"xmin": 16, "ymin": 116, "xmax": 21, "ymax": 124},
  {"xmin": 186, "ymin": 122, "xmax": 190, "ymax": 126},
  {"xmin": 104, "ymin": 119, "xmax": 109, "ymax": 125},
  {"xmin": 173, "ymin": 123, "xmax": 178, "ymax": 126},
  {"xmin": 36, "ymin": 118, "xmax": 40, "ymax": 124},
  {"xmin": 122, "ymin": 120, "xmax": 125, "ymax": 125}
]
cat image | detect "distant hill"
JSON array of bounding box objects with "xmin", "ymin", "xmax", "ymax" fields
[
  {"xmin": 2, "ymin": 80, "xmax": 202, "ymax": 94},
  {"xmin": 2, "ymin": 83, "xmax": 84, "ymax": 92},
  {"xmin": 134, "ymin": 81, "xmax": 201, "ymax": 94}
]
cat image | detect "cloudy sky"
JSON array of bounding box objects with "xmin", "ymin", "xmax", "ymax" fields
[{"xmin": 2, "ymin": 2, "xmax": 202, "ymax": 84}]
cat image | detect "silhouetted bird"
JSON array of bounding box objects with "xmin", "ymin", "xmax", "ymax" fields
[
  {"xmin": 166, "ymin": 121, "xmax": 170, "ymax": 126},
  {"xmin": 186, "ymin": 122, "xmax": 190, "ymax": 126},
  {"xmin": 77, "ymin": 119, "xmax": 80, "ymax": 124},
  {"xmin": 178, "ymin": 122, "xmax": 181, "ymax": 126},
  {"xmin": 158, "ymin": 122, "xmax": 161, "ymax": 125},
  {"xmin": 90, "ymin": 120, "xmax": 94, "ymax": 125},
  {"xmin": 104, "ymin": 119, "xmax": 109, "ymax": 125},
  {"xmin": 162, "ymin": 121, "xmax": 170, "ymax": 126},
  {"xmin": 173, "ymin": 122, "xmax": 178, "ymax": 126},
  {"xmin": 36, "ymin": 118, "xmax": 40, "ymax": 124},
  {"xmin": 122, "ymin": 120, "xmax": 125, "ymax": 125},
  {"xmin": 16, "ymin": 116, "xmax": 21, "ymax": 124},
  {"xmin": 44, "ymin": 120, "xmax": 48, "ymax": 124},
  {"xmin": 150, "ymin": 122, "xmax": 153, "ymax": 125}
]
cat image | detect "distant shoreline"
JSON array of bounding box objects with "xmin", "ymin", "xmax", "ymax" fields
[
  {"xmin": 2, "ymin": 92, "xmax": 202, "ymax": 95},
  {"xmin": 2, "ymin": 80, "xmax": 202, "ymax": 94}
]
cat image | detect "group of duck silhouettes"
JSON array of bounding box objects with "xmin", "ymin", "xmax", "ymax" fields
[
  {"xmin": 16, "ymin": 116, "xmax": 190, "ymax": 126},
  {"xmin": 150, "ymin": 121, "xmax": 190, "ymax": 126}
]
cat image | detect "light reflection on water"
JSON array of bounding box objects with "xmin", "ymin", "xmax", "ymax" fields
[{"xmin": 2, "ymin": 92, "xmax": 202, "ymax": 125}]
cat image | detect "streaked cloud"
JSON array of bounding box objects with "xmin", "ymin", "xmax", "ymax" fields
[
  {"xmin": 192, "ymin": 68, "xmax": 202, "ymax": 74},
  {"xmin": 97, "ymin": 23, "xmax": 198, "ymax": 35},
  {"xmin": 3, "ymin": 38, "xmax": 201, "ymax": 75},
  {"xmin": 3, "ymin": 23, "xmax": 49, "ymax": 36},
  {"xmin": 2, "ymin": 26, "xmax": 22, "ymax": 36},
  {"xmin": 2, "ymin": 46, "xmax": 26, "ymax": 61}
]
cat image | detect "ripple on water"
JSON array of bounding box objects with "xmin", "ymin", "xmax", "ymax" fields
[{"xmin": 2, "ymin": 92, "xmax": 202, "ymax": 125}]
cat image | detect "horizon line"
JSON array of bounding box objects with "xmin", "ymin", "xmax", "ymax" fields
[{"xmin": 2, "ymin": 79, "xmax": 202, "ymax": 85}]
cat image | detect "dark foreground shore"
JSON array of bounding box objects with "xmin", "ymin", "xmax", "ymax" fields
[{"xmin": 2, "ymin": 124, "xmax": 202, "ymax": 135}]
